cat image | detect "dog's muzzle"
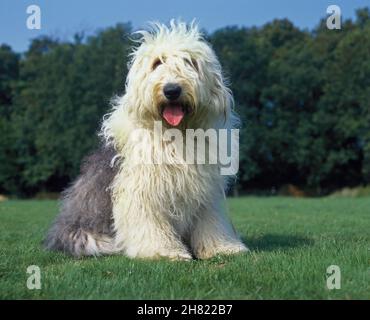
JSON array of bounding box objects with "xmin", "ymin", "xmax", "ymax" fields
[{"xmin": 161, "ymin": 83, "xmax": 192, "ymax": 126}]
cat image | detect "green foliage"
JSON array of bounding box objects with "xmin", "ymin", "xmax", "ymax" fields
[
  {"xmin": 0, "ymin": 44, "xmax": 19, "ymax": 111},
  {"xmin": 211, "ymin": 9, "xmax": 370, "ymax": 193},
  {"xmin": 1, "ymin": 24, "xmax": 131, "ymax": 195},
  {"xmin": 0, "ymin": 9, "xmax": 370, "ymax": 196},
  {"xmin": 0, "ymin": 45, "xmax": 20, "ymax": 194}
]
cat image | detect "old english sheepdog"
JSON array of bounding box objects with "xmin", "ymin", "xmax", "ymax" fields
[{"xmin": 45, "ymin": 21, "xmax": 248, "ymax": 260}]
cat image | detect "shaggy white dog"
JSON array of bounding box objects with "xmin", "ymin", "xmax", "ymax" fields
[{"xmin": 45, "ymin": 21, "xmax": 248, "ymax": 260}]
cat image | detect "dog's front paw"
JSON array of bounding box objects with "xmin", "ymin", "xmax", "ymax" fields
[
  {"xmin": 165, "ymin": 251, "xmax": 193, "ymax": 261},
  {"xmin": 149, "ymin": 251, "xmax": 193, "ymax": 261},
  {"xmin": 129, "ymin": 247, "xmax": 193, "ymax": 261},
  {"xmin": 195, "ymin": 242, "xmax": 249, "ymax": 260}
]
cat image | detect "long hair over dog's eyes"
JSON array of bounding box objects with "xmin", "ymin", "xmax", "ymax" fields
[
  {"xmin": 152, "ymin": 58, "xmax": 162, "ymax": 70},
  {"xmin": 185, "ymin": 58, "xmax": 199, "ymax": 71}
]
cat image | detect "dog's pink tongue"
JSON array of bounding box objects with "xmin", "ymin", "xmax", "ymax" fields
[{"xmin": 162, "ymin": 104, "xmax": 185, "ymax": 126}]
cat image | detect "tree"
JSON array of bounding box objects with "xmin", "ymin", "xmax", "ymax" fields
[
  {"xmin": 9, "ymin": 24, "xmax": 132, "ymax": 195},
  {"xmin": 0, "ymin": 45, "xmax": 19, "ymax": 194}
]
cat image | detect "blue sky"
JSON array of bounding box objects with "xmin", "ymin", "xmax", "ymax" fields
[{"xmin": 0, "ymin": 0, "xmax": 368, "ymax": 52}]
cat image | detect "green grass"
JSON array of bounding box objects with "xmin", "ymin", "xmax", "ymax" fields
[{"xmin": 0, "ymin": 197, "xmax": 369, "ymax": 299}]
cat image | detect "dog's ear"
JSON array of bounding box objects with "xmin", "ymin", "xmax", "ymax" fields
[{"xmin": 211, "ymin": 73, "xmax": 233, "ymax": 124}]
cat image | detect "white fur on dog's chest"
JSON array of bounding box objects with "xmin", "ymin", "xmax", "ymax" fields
[
  {"xmin": 109, "ymin": 135, "xmax": 224, "ymax": 250},
  {"xmin": 112, "ymin": 154, "xmax": 219, "ymax": 219}
]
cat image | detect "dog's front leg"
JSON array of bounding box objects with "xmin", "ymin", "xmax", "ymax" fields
[
  {"xmin": 113, "ymin": 198, "xmax": 192, "ymax": 260},
  {"xmin": 191, "ymin": 204, "xmax": 248, "ymax": 259}
]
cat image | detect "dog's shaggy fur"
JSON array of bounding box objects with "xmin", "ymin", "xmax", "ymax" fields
[{"xmin": 45, "ymin": 21, "xmax": 248, "ymax": 260}]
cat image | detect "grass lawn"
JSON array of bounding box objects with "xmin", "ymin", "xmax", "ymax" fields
[{"xmin": 0, "ymin": 197, "xmax": 369, "ymax": 299}]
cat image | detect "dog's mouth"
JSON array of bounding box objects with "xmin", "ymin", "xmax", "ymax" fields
[{"xmin": 161, "ymin": 103, "xmax": 192, "ymax": 127}]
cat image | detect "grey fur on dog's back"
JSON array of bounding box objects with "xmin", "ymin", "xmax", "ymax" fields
[{"xmin": 44, "ymin": 145, "xmax": 119, "ymax": 256}]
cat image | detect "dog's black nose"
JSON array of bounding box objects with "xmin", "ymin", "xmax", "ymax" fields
[{"xmin": 163, "ymin": 83, "xmax": 182, "ymax": 100}]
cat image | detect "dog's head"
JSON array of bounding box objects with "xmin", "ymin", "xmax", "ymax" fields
[{"xmin": 124, "ymin": 20, "xmax": 233, "ymax": 129}]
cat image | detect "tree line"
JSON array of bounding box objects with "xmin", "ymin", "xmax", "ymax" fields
[{"xmin": 1, "ymin": 8, "xmax": 369, "ymax": 196}]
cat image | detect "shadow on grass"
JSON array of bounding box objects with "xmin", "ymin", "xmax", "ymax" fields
[{"xmin": 243, "ymin": 234, "xmax": 314, "ymax": 252}]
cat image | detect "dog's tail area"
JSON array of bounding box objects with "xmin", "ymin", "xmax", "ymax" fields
[{"xmin": 45, "ymin": 226, "xmax": 116, "ymax": 257}]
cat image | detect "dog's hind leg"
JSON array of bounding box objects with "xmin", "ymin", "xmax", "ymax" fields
[
  {"xmin": 44, "ymin": 146, "xmax": 118, "ymax": 257},
  {"xmin": 45, "ymin": 224, "xmax": 116, "ymax": 257}
]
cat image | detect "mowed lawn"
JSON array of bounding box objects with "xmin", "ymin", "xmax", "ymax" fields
[{"xmin": 0, "ymin": 197, "xmax": 369, "ymax": 299}]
